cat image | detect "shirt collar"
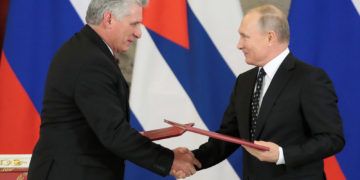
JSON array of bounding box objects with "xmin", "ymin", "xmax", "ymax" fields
[
  {"xmin": 103, "ymin": 41, "xmax": 114, "ymax": 56},
  {"xmin": 262, "ymin": 48, "xmax": 289, "ymax": 79}
]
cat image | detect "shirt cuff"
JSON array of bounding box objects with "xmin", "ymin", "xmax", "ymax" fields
[{"xmin": 276, "ymin": 146, "xmax": 285, "ymax": 165}]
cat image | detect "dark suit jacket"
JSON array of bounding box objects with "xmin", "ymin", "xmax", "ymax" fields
[
  {"xmin": 193, "ymin": 53, "xmax": 345, "ymax": 180},
  {"xmin": 28, "ymin": 25, "xmax": 173, "ymax": 180}
]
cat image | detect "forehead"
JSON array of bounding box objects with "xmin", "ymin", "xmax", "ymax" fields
[
  {"xmin": 239, "ymin": 12, "xmax": 261, "ymax": 32},
  {"xmin": 128, "ymin": 4, "xmax": 142, "ymax": 18},
  {"xmin": 118, "ymin": 3, "xmax": 142, "ymax": 22}
]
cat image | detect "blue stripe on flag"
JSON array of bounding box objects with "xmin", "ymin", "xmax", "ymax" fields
[{"xmin": 3, "ymin": 0, "xmax": 83, "ymax": 112}]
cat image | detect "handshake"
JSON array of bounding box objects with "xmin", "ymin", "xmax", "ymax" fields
[{"xmin": 170, "ymin": 147, "xmax": 201, "ymax": 179}]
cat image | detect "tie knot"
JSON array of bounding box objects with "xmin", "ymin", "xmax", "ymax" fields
[
  {"xmin": 114, "ymin": 57, "xmax": 119, "ymax": 64},
  {"xmin": 258, "ymin": 68, "xmax": 266, "ymax": 78}
]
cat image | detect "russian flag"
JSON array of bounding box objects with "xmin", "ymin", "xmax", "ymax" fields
[
  {"xmin": 0, "ymin": 0, "xmax": 84, "ymax": 156},
  {"xmin": 128, "ymin": 0, "xmax": 250, "ymax": 179},
  {"xmin": 289, "ymin": 0, "xmax": 360, "ymax": 179}
]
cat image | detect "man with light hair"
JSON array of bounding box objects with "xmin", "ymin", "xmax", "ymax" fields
[
  {"xmin": 192, "ymin": 4, "xmax": 344, "ymax": 179},
  {"xmin": 28, "ymin": 0, "xmax": 200, "ymax": 179}
]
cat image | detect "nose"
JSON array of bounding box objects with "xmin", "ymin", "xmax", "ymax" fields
[
  {"xmin": 134, "ymin": 25, "xmax": 142, "ymax": 39},
  {"xmin": 237, "ymin": 38, "xmax": 244, "ymax": 50}
]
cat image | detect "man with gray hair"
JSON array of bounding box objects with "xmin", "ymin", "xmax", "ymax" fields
[
  {"xmin": 28, "ymin": 0, "xmax": 200, "ymax": 179},
  {"xmin": 192, "ymin": 4, "xmax": 344, "ymax": 179}
]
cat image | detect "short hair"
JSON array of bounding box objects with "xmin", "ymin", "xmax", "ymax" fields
[
  {"xmin": 249, "ymin": 4, "xmax": 290, "ymax": 43},
  {"xmin": 85, "ymin": 0, "xmax": 148, "ymax": 25}
]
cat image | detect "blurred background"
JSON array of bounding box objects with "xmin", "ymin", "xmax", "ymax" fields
[
  {"xmin": 0, "ymin": 0, "xmax": 289, "ymax": 81},
  {"xmin": 113, "ymin": 0, "xmax": 291, "ymax": 84}
]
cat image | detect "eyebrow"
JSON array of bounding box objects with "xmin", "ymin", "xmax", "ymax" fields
[
  {"xmin": 131, "ymin": 21, "xmax": 141, "ymax": 25},
  {"xmin": 240, "ymin": 32, "xmax": 249, "ymax": 38}
]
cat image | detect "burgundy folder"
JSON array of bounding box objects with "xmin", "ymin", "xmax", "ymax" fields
[
  {"xmin": 164, "ymin": 119, "xmax": 269, "ymax": 151},
  {"xmin": 140, "ymin": 123, "xmax": 194, "ymax": 141},
  {"xmin": 140, "ymin": 119, "xmax": 269, "ymax": 151}
]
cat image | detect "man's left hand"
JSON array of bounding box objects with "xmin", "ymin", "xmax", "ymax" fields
[{"xmin": 242, "ymin": 141, "xmax": 279, "ymax": 163}]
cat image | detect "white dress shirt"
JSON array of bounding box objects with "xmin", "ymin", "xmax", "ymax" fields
[
  {"xmin": 257, "ymin": 48, "xmax": 289, "ymax": 165},
  {"xmin": 104, "ymin": 41, "xmax": 114, "ymax": 56}
]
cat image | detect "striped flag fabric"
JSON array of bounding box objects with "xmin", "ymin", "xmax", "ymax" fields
[
  {"xmin": 127, "ymin": 0, "xmax": 250, "ymax": 179},
  {"xmin": 0, "ymin": 0, "xmax": 84, "ymax": 157},
  {"xmin": 289, "ymin": 0, "xmax": 360, "ymax": 179}
]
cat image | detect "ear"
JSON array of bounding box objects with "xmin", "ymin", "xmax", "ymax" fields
[
  {"xmin": 102, "ymin": 11, "xmax": 113, "ymax": 28},
  {"xmin": 267, "ymin": 31, "xmax": 277, "ymax": 45}
]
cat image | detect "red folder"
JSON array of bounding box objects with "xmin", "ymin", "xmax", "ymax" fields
[
  {"xmin": 140, "ymin": 119, "xmax": 269, "ymax": 151},
  {"xmin": 164, "ymin": 119, "xmax": 269, "ymax": 151},
  {"xmin": 140, "ymin": 123, "xmax": 194, "ymax": 141}
]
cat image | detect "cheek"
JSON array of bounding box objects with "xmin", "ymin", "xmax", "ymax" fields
[
  {"xmin": 126, "ymin": 27, "xmax": 134, "ymax": 34},
  {"xmin": 117, "ymin": 27, "xmax": 128, "ymax": 39},
  {"xmin": 246, "ymin": 43, "xmax": 256, "ymax": 54},
  {"xmin": 252, "ymin": 42, "xmax": 265, "ymax": 53}
]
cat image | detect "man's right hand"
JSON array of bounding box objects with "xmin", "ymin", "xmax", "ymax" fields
[{"xmin": 171, "ymin": 147, "xmax": 202, "ymax": 179}]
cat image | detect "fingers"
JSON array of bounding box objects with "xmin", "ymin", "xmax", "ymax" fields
[
  {"xmin": 172, "ymin": 166, "xmax": 196, "ymax": 179},
  {"xmin": 177, "ymin": 147, "xmax": 201, "ymax": 169},
  {"xmin": 175, "ymin": 147, "xmax": 190, "ymax": 154},
  {"xmin": 171, "ymin": 169, "xmax": 187, "ymax": 179},
  {"xmin": 174, "ymin": 147, "xmax": 200, "ymax": 167},
  {"xmin": 189, "ymin": 164, "xmax": 196, "ymax": 175},
  {"xmin": 242, "ymin": 145, "xmax": 258, "ymax": 157},
  {"xmin": 242, "ymin": 141, "xmax": 280, "ymax": 163},
  {"xmin": 171, "ymin": 147, "xmax": 202, "ymax": 178},
  {"xmin": 192, "ymin": 156, "xmax": 202, "ymax": 169}
]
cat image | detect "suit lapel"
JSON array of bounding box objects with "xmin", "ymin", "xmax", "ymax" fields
[
  {"xmin": 255, "ymin": 54, "xmax": 296, "ymax": 139},
  {"xmin": 82, "ymin": 25, "xmax": 120, "ymax": 68},
  {"xmin": 82, "ymin": 25, "xmax": 129, "ymax": 95},
  {"xmin": 238, "ymin": 68, "xmax": 258, "ymax": 140},
  {"xmin": 82, "ymin": 25, "xmax": 130, "ymax": 118}
]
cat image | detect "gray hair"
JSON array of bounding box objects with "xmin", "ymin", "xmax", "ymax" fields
[
  {"xmin": 85, "ymin": 0, "xmax": 148, "ymax": 25},
  {"xmin": 249, "ymin": 4, "xmax": 290, "ymax": 43}
]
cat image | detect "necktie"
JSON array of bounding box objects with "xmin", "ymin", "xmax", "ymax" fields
[{"xmin": 250, "ymin": 68, "xmax": 266, "ymax": 141}]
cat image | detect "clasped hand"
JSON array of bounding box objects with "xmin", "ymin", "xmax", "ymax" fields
[{"xmin": 171, "ymin": 147, "xmax": 202, "ymax": 179}]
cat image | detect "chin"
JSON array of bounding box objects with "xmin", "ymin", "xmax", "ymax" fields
[
  {"xmin": 119, "ymin": 47, "xmax": 129, "ymax": 52},
  {"xmin": 245, "ymin": 59, "xmax": 254, "ymax": 66}
]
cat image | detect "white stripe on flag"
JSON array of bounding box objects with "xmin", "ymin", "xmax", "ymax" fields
[
  {"xmin": 130, "ymin": 26, "xmax": 203, "ymax": 132},
  {"xmin": 130, "ymin": 26, "xmax": 240, "ymax": 180},
  {"xmin": 352, "ymin": 0, "xmax": 360, "ymax": 15},
  {"xmin": 188, "ymin": 0, "xmax": 252, "ymax": 76},
  {"xmin": 69, "ymin": 0, "xmax": 91, "ymax": 24}
]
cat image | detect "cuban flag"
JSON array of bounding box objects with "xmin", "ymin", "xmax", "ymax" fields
[
  {"xmin": 127, "ymin": 0, "xmax": 249, "ymax": 179},
  {"xmin": 289, "ymin": 0, "xmax": 360, "ymax": 179}
]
